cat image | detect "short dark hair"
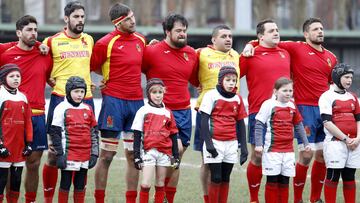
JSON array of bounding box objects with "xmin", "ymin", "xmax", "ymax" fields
[
  {"xmin": 109, "ymin": 3, "xmax": 131, "ymax": 21},
  {"xmin": 256, "ymin": 19, "xmax": 275, "ymax": 36},
  {"xmin": 16, "ymin": 15, "xmax": 37, "ymax": 31},
  {"xmin": 274, "ymin": 77, "xmax": 293, "ymax": 90},
  {"xmin": 162, "ymin": 13, "xmax": 188, "ymax": 35},
  {"xmin": 64, "ymin": 1, "xmax": 85, "ymax": 17},
  {"xmin": 303, "ymin": 18, "xmax": 322, "ymax": 32},
  {"xmin": 212, "ymin": 25, "xmax": 231, "ymax": 37}
]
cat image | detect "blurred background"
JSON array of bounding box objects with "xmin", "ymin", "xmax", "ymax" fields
[{"xmin": 0, "ymin": 0, "xmax": 360, "ymax": 97}]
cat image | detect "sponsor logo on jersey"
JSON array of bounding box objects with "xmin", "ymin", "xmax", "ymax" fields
[
  {"xmin": 164, "ymin": 50, "xmax": 170, "ymax": 54},
  {"xmin": 308, "ymin": 52, "xmax": 315, "ymax": 55},
  {"xmin": 14, "ymin": 56, "xmax": 21, "ymax": 60},
  {"xmin": 183, "ymin": 53, "xmax": 189, "ymax": 61},
  {"xmin": 58, "ymin": 42, "xmax": 69, "ymax": 46},
  {"xmin": 207, "ymin": 61, "xmax": 236, "ymax": 69},
  {"xmin": 60, "ymin": 51, "xmax": 90, "ymax": 59},
  {"xmin": 118, "ymin": 45, "xmax": 124, "ymax": 50}
]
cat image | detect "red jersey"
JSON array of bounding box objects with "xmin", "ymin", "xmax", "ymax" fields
[
  {"xmin": 199, "ymin": 89, "xmax": 247, "ymax": 141},
  {"xmin": 51, "ymin": 100, "xmax": 97, "ymax": 162},
  {"xmin": 0, "ymin": 45, "xmax": 52, "ymax": 114},
  {"xmin": 278, "ymin": 41, "xmax": 337, "ymax": 105},
  {"xmin": 131, "ymin": 103, "xmax": 178, "ymax": 156},
  {"xmin": 91, "ymin": 29, "xmax": 145, "ymax": 100},
  {"xmin": 0, "ymin": 86, "xmax": 33, "ymax": 163},
  {"xmin": 240, "ymin": 45, "xmax": 290, "ymax": 114},
  {"xmin": 319, "ymin": 86, "xmax": 360, "ymax": 139},
  {"xmin": 142, "ymin": 40, "xmax": 199, "ymax": 110},
  {"xmin": 256, "ymin": 98, "xmax": 302, "ymax": 152}
]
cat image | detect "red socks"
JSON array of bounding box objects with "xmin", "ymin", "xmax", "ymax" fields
[
  {"xmin": 139, "ymin": 186, "xmax": 150, "ymax": 203},
  {"xmin": 343, "ymin": 180, "xmax": 356, "ymax": 203},
  {"xmin": 219, "ymin": 182, "xmax": 229, "ymax": 203},
  {"xmin": 94, "ymin": 189, "xmax": 105, "ymax": 203},
  {"xmin": 293, "ymin": 163, "xmax": 309, "ymax": 202},
  {"xmin": 310, "ymin": 161, "xmax": 326, "ymax": 202},
  {"xmin": 126, "ymin": 190, "xmax": 137, "ymax": 203},
  {"xmin": 265, "ymin": 182, "xmax": 278, "ymax": 203},
  {"xmin": 208, "ymin": 182, "xmax": 220, "ymax": 203},
  {"xmin": 203, "ymin": 195, "xmax": 209, "ymax": 203},
  {"xmin": 6, "ymin": 191, "xmax": 19, "ymax": 203},
  {"xmin": 0, "ymin": 194, "xmax": 3, "ymax": 203},
  {"xmin": 155, "ymin": 186, "xmax": 165, "ymax": 203},
  {"xmin": 58, "ymin": 190, "xmax": 69, "ymax": 203},
  {"xmin": 74, "ymin": 190, "xmax": 85, "ymax": 203},
  {"xmin": 165, "ymin": 186, "xmax": 176, "ymax": 203},
  {"xmin": 25, "ymin": 191, "xmax": 37, "ymax": 203},
  {"xmin": 43, "ymin": 164, "xmax": 58, "ymax": 203},
  {"xmin": 278, "ymin": 183, "xmax": 289, "ymax": 203},
  {"xmin": 246, "ymin": 162, "xmax": 262, "ymax": 203},
  {"xmin": 324, "ymin": 179, "xmax": 338, "ymax": 203}
]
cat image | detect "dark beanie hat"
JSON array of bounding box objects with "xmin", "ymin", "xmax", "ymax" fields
[
  {"xmin": 218, "ymin": 66, "xmax": 238, "ymax": 85},
  {"xmin": 0, "ymin": 64, "xmax": 21, "ymax": 87}
]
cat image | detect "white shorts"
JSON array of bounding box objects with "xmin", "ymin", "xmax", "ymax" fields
[
  {"xmin": 64, "ymin": 160, "xmax": 89, "ymax": 171},
  {"xmin": 142, "ymin": 148, "xmax": 171, "ymax": 167},
  {"xmin": 122, "ymin": 131, "xmax": 134, "ymax": 151},
  {"xmin": 203, "ymin": 139, "xmax": 238, "ymax": 164},
  {"xmin": 323, "ymin": 140, "xmax": 360, "ymax": 169},
  {"xmin": 298, "ymin": 142, "xmax": 323, "ymax": 151},
  {"xmin": 262, "ymin": 152, "xmax": 295, "ymax": 177},
  {"xmin": 0, "ymin": 161, "xmax": 25, "ymax": 168}
]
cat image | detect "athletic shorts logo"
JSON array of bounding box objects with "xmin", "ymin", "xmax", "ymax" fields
[
  {"xmin": 107, "ymin": 115, "xmax": 113, "ymax": 128},
  {"xmin": 304, "ymin": 126, "xmax": 311, "ymax": 137}
]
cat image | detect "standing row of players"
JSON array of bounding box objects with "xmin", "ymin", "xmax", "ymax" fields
[{"xmin": 0, "ymin": 0, "xmax": 359, "ymax": 203}]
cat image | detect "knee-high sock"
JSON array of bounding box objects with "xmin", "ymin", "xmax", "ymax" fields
[
  {"xmin": 25, "ymin": 191, "xmax": 37, "ymax": 203},
  {"xmin": 94, "ymin": 189, "xmax": 105, "ymax": 203},
  {"xmin": 165, "ymin": 186, "xmax": 176, "ymax": 203},
  {"xmin": 126, "ymin": 190, "xmax": 137, "ymax": 203},
  {"xmin": 265, "ymin": 183, "xmax": 278, "ymax": 203},
  {"xmin": 203, "ymin": 195, "xmax": 209, "ymax": 203},
  {"xmin": 139, "ymin": 186, "xmax": 150, "ymax": 203},
  {"xmin": 58, "ymin": 189, "xmax": 69, "ymax": 203},
  {"xmin": 278, "ymin": 183, "xmax": 289, "ymax": 203},
  {"xmin": 247, "ymin": 162, "xmax": 262, "ymax": 203},
  {"xmin": 219, "ymin": 182, "xmax": 229, "ymax": 203},
  {"xmin": 343, "ymin": 180, "xmax": 356, "ymax": 203},
  {"xmin": 7, "ymin": 191, "xmax": 19, "ymax": 203},
  {"xmin": 324, "ymin": 179, "xmax": 338, "ymax": 203},
  {"xmin": 73, "ymin": 190, "xmax": 85, "ymax": 203},
  {"xmin": 155, "ymin": 186, "xmax": 165, "ymax": 203},
  {"xmin": 208, "ymin": 182, "xmax": 220, "ymax": 203},
  {"xmin": 293, "ymin": 163, "xmax": 309, "ymax": 203},
  {"xmin": 43, "ymin": 164, "xmax": 58, "ymax": 203},
  {"xmin": 310, "ymin": 161, "xmax": 326, "ymax": 202}
]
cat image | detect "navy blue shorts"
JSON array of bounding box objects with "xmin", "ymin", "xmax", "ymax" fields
[
  {"xmin": 295, "ymin": 105, "xmax": 325, "ymax": 144},
  {"xmin": 98, "ymin": 95, "xmax": 144, "ymax": 139},
  {"xmin": 46, "ymin": 94, "xmax": 94, "ymax": 132},
  {"xmin": 31, "ymin": 114, "xmax": 48, "ymax": 151},
  {"xmin": 172, "ymin": 109, "xmax": 192, "ymax": 147},
  {"xmin": 248, "ymin": 113, "xmax": 266, "ymax": 145}
]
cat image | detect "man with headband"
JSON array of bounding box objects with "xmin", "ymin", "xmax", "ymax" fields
[{"xmin": 90, "ymin": 3, "xmax": 146, "ymax": 203}]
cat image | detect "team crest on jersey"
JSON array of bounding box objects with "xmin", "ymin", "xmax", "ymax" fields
[
  {"xmin": 136, "ymin": 44, "xmax": 141, "ymax": 52},
  {"xmin": 107, "ymin": 116, "xmax": 113, "ymax": 128},
  {"xmin": 279, "ymin": 51, "xmax": 285, "ymax": 58},
  {"xmin": 327, "ymin": 58, "xmax": 332, "ymax": 67},
  {"xmin": 81, "ymin": 37, "xmax": 88, "ymax": 46},
  {"xmin": 351, "ymin": 103, "xmax": 355, "ymax": 110},
  {"xmin": 233, "ymin": 106, "xmax": 237, "ymax": 113},
  {"xmin": 183, "ymin": 53, "xmax": 189, "ymax": 61},
  {"xmin": 22, "ymin": 105, "xmax": 24, "ymax": 113},
  {"xmin": 84, "ymin": 112, "xmax": 88, "ymax": 119}
]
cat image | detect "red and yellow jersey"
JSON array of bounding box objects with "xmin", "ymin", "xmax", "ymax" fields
[
  {"xmin": 319, "ymin": 86, "xmax": 360, "ymax": 139},
  {"xmin": 199, "ymin": 89, "xmax": 247, "ymax": 141},
  {"xmin": 44, "ymin": 30, "xmax": 93, "ymax": 98},
  {"xmin": 240, "ymin": 45, "xmax": 290, "ymax": 114},
  {"xmin": 0, "ymin": 86, "xmax": 33, "ymax": 163},
  {"xmin": 256, "ymin": 98, "xmax": 302, "ymax": 152},
  {"xmin": 131, "ymin": 103, "xmax": 178, "ymax": 156},
  {"xmin": 0, "ymin": 45, "xmax": 52, "ymax": 115},
  {"xmin": 196, "ymin": 46, "xmax": 240, "ymax": 109},
  {"xmin": 51, "ymin": 100, "xmax": 97, "ymax": 162},
  {"xmin": 90, "ymin": 29, "xmax": 145, "ymax": 100}
]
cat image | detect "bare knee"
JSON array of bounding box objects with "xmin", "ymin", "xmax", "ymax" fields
[
  {"xmin": 99, "ymin": 150, "xmax": 116, "ymax": 167},
  {"xmin": 47, "ymin": 152, "xmax": 57, "ymax": 166},
  {"xmin": 299, "ymin": 150, "xmax": 314, "ymax": 166}
]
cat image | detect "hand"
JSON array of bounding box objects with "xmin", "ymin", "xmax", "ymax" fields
[
  {"xmin": 99, "ymin": 80, "xmax": 106, "ymax": 90},
  {"xmin": 148, "ymin": 39, "xmax": 160, "ymax": 45},
  {"xmin": 0, "ymin": 144, "xmax": 10, "ymax": 158},
  {"xmin": 88, "ymin": 155, "xmax": 98, "ymax": 169},
  {"xmin": 91, "ymin": 82, "xmax": 96, "ymax": 93},
  {"xmin": 196, "ymin": 85, "xmax": 202, "ymax": 94},
  {"xmin": 304, "ymin": 145, "xmax": 312, "ymax": 152},
  {"xmin": 254, "ymin": 146, "xmax": 263, "ymax": 158},
  {"xmin": 206, "ymin": 147, "xmax": 218, "ymax": 158},
  {"xmin": 134, "ymin": 157, "xmax": 143, "ymax": 170},
  {"xmin": 56, "ymin": 155, "xmax": 67, "ymax": 169},
  {"xmin": 172, "ymin": 158, "xmax": 181, "ymax": 170},
  {"xmin": 22, "ymin": 144, "xmax": 32, "ymax": 157},
  {"xmin": 240, "ymin": 151, "xmax": 248, "ymax": 166},
  {"xmin": 39, "ymin": 44, "xmax": 49, "ymax": 55},
  {"xmin": 348, "ymin": 138, "xmax": 360, "ymax": 151},
  {"xmin": 242, "ymin": 44, "xmax": 254, "ymax": 57},
  {"xmin": 47, "ymin": 77, "xmax": 56, "ymax": 87}
]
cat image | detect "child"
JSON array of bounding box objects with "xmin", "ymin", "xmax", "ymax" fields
[
  {"xmin": 0, "ymin": 64, "xmax": 33, "ymax": 202},
  {"xmin": 199, "ymin": 66, "xmax": 248, "ymax": 203},
  {"xmin": 131, "ymin": 78, "xmax": 180, "ymax": 203},
  {"xmin": 319, "ymin": 63, "xmax": 360, "ymax": 203},
  {"xmin": 48, "ymin": 76, "xmax": 98, "ymax": 203},
  {"xmin": 254, "ymin": 77, "xmax": 310, "ymax": 203}
]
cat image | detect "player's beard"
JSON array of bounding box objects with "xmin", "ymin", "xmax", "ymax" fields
[
  {"xmin": 23, "ymin": 38, "xmax": 36, "ymax": 48},
  {"xmin": 172, "ymin": 38, "xmax": 187, "ymax": 48},
  {"xmin": 68, "ymin": 22, "xmax": 84, "ymax": 34}
]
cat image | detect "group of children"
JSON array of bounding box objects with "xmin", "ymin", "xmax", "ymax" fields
[{"xmin": 0, "ymin": 61, "xmax": 359, "ymax": 202}]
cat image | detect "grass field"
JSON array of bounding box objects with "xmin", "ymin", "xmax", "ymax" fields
[{"xmin": 16, "ymin": 139, "xmax": 360, "ymax": 203}]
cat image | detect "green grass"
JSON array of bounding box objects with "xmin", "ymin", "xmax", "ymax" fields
[{"xmin": 17, "ymin": 140, "xmax": 360, "ymax": 202}]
